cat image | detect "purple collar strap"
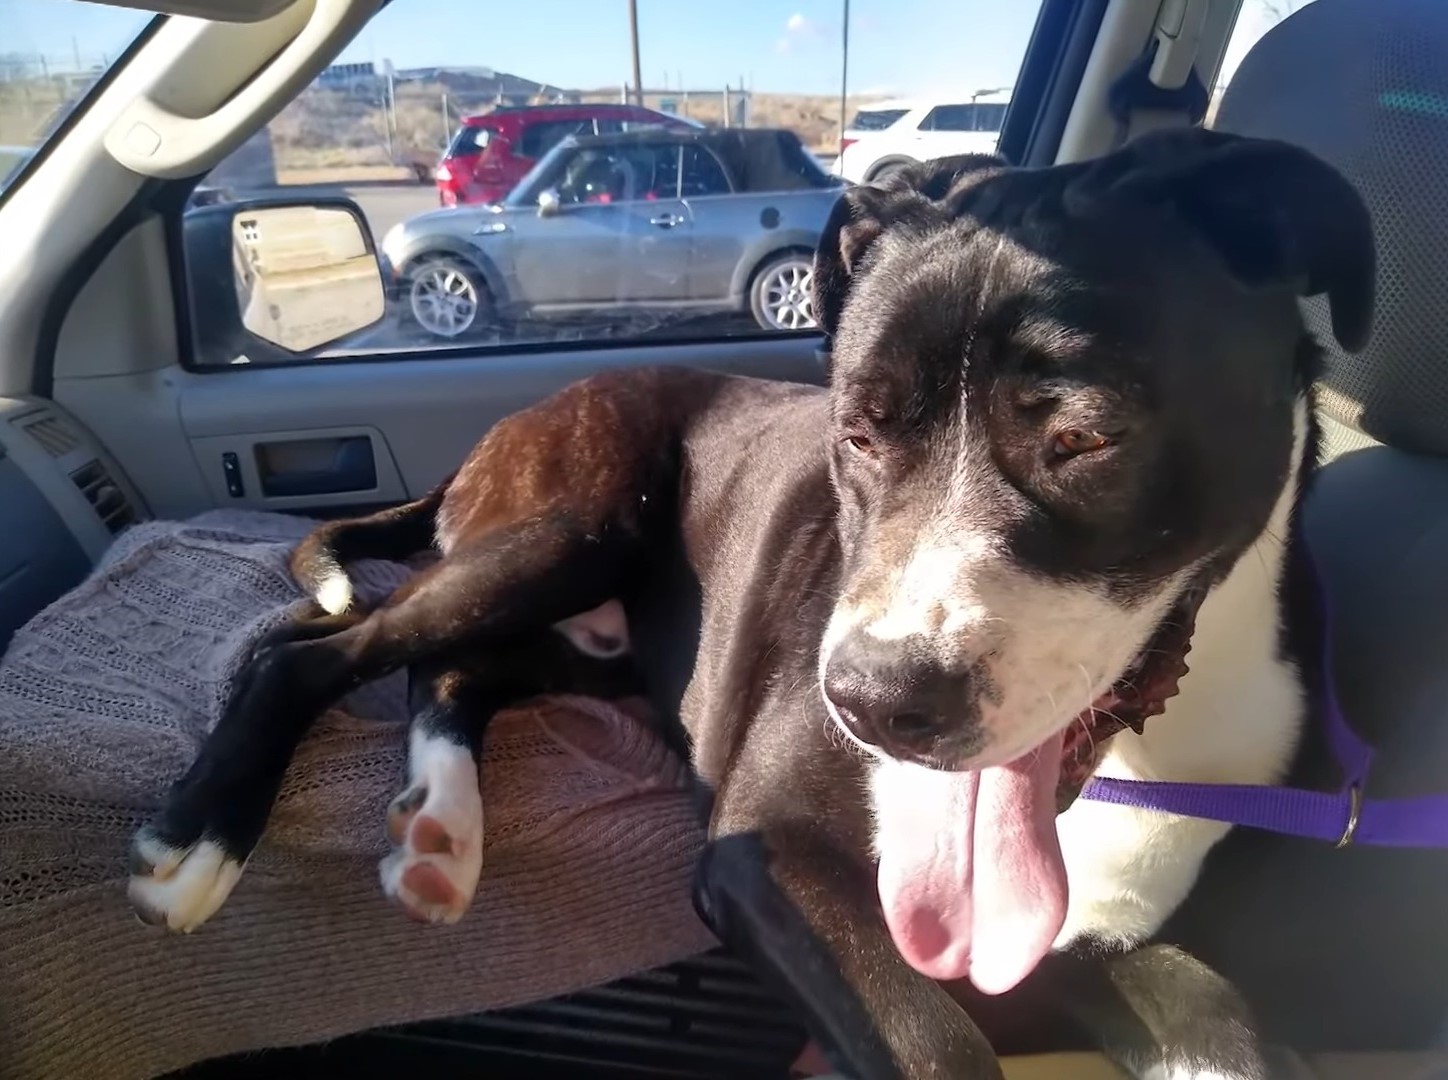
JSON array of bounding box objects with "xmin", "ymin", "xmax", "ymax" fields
[{"xmin": 1080, "ymin": 550, "xmax": 1448, "ymax": 849}]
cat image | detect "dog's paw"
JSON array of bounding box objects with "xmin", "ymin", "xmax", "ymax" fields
[
  {"xmin": 127, "ymin": 828, "xmax": 244, "ymax": 933},
  {"xmin": 379, "ymin": 736, "xmax": 483, "ymax": 925}
]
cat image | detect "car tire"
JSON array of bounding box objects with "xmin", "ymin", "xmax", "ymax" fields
[
  {"xmin": 867, "ymin": 159, "xmax": 914, "ymax": 183},
  {"xmin": 749, "ymin": 252, "xmax": 817, "ymax": 332},
  {"xmin": 401, "ymin": 256, "xmax": 496, "ymax": 341}
]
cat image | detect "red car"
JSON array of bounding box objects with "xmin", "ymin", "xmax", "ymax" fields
[{"xmin": 436, "ymin": 103, "xmax": 696, "ymax": 207}]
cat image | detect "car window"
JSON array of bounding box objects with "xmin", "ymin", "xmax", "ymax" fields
[
  {"xmin": 847, "ymin": 108, "xmax": 909, "ymax": 132},
  {"xmin": 0, "ymin": 1, "xmax": 152, "ymax": 201},
  {"xmin": 517, "ymin": 119, "xmax": 595, "ymax": 160},
  {"xmin": 446, "ymin": 126, "xmax": 490, "ymax": 156},
  {"xmin": 0, "ymin": 147, "xmax": 36, "ymax": 194},
  {"xmin": 971, "ymin": 102, "xmax": 1009, "ymax": 132},
  {"xmin": 555, "ymin": 144, "xmax": 682, "ymax": 204},
  {"xmin": 919, "ymin": 102, "xmax": 1010, "ymax": 132},
  {"xmin": 680, "ymin": 146, "xmax": 732, "ymax": 197},
  {"xmin": 919, "ymin": 104, "xmax": 975, "ymax": 131},
  {"xmin": 178, "ymin": 0, "xmax": 1049, "ymax": 364},
  {"xmin": 1209, "ymin": 0, "xmax": 1319, "ymax": 128}
]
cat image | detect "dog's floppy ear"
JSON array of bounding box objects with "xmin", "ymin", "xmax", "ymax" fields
[
  {"xmin": 811, "ymin": 185, "xmax": 897, "ymax": 339},
  {"xmin": 1100, "ymin": 128, "xmax": 1375, "ymax": 352},
  {"xmin": 812, "ymin": 155, "xmax": 1004, "ymax": 339}
]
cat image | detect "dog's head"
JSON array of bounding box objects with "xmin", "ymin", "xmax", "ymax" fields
[{"xmin": 814, "ymin": 127, "xmax": 1374, "ymax": 774}]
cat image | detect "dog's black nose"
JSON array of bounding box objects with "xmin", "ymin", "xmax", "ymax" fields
[{"xmin": 822, "ymin": 633, "xmax": 976, "ymax": 762}]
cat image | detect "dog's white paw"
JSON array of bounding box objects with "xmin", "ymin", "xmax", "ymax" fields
[
  {"xmin": 127, "ymin": 831, "xmax": 244, "ymax": 933},
  {"xmin": 379, "ymin": 734, "xmax": 483, "ymax": 925}
]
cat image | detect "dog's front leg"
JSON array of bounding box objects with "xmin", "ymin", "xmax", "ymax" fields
[
  {"xmin": 380, "ymin": 619, "xmax": 643, "ymax": 926},
  {"xmin": 697, "ymin": 820, "xmax": 1001, "ymax": 1080},
  {"xmin": 1047, "ymin": 942, "xmax": 1269, "ymax": 1080}
]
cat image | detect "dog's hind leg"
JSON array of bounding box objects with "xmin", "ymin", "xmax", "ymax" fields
[{"xmin": 128, "ymin": 513, "xmax": 641, "ymax": 933}]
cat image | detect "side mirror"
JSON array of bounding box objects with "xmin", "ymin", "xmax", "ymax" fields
[
  {"xmin": 537, "ymin": 188, "xmax": 562, "ymax": 218},
  {"xmin": 226, "ymin": 198, "xmax": 386, "ymax": 355}
]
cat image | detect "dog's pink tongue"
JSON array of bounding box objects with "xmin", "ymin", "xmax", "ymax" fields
[{"xmin": 878, "ymin": 732, "xmax": 1068, "ymax": 995}]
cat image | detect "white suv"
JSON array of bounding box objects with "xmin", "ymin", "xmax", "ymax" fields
[{"xmin": 833, "ymin": 91, "xmax": 1011, "ymax": 184}]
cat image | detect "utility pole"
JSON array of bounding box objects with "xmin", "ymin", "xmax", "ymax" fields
[
  {"xmin": 386, "ymin": 61, "xmax": 397, "ymax": 161},
  {"xmin": 628, "ymin": 0, "xmax": 644, "ymax": 106},
  {"xmin": 839, "ymin": 0, "xmax": 851, "ymax": 152}
]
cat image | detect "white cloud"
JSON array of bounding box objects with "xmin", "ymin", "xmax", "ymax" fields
[{"xmin": 776, "ymin": 11, "xmax": 826, "ymax": 53}]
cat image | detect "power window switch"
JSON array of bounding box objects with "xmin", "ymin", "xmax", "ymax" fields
[{"xmin": 221, "ymin": 452, "xmax": 245, "ymax": 498}]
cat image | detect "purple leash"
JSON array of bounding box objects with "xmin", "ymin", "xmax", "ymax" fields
[{"xmin": 1080, "ymin": 552, "xmax": 1448, "ymax": 849}]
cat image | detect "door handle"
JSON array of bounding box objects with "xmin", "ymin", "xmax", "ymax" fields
[{"xmin": 649, "ymin": 213, "xmax": 685, "ymax": 228}]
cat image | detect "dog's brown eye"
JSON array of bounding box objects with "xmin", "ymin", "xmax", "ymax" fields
[
  {"xmin": 1052, "ymin": 429, "xmax": 1112, "ymax": 458},
  {"xmin": 844, "ymin": 433, "xmax": 875, "ymax": 456}
]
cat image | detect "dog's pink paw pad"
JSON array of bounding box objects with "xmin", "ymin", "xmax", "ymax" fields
[
  {"xmin": 379, "ymin": 736, "xmax": 483, "ymax": 926},
  {"xmin": 409, "ymin": 814, "xmax": 456, "ymax": 857},
  {"xmin": 401, "ymin": 862, "xmax": 459, "ymax": 911}
]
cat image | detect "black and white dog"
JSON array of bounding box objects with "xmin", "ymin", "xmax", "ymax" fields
[{"xmin": 128, "ymin": 127, "xmax": 1373, "ymax": 1080}]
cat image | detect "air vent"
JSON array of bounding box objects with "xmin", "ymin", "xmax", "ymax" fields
[
  {"xmin": 393, "ymin": 950, "xmax": 807, "ymax": 1077},
  {"xmin": 70, "ymin": 459, "xmax": 137, "ymax": 534},
  {"xmin": 166, "ymin": 949, "xmax": 810, "ymax": 1079},
  {"xmin": 24, "ymin": 413, "xmax": 81, "ymax": 458}
]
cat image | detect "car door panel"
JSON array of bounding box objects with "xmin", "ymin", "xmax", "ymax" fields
[
  {"xmin": 51, "ymin": 334, "xmax": 827, "ymax": 522},
  {"xmin": 619, "ymin": 198, "xmax": 693, "ymax": 302},
  {"xmin": 503, "ymin": 200, "xmax": 693, "ymax": 308},
  {"xmin": 685, "ymin": 195, "xmax": 752, "ymax": 300},
  {"xmin": 690, "ymin": 190, "xmax": 836, "ymax": 302}
]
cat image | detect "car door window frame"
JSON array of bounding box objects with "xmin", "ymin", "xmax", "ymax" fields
[{"xmin": 156, "ymin": 0, "xmax": 1092, "ymax": 373}]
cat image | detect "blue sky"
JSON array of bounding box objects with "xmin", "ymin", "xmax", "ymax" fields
[
  {"xmin": 331, "ymin": 0, "xmax": 1041, "ymax": 96},
  {"xmin": 7, "ymin": 0, "xmax": 1295, "ymax": 97}
]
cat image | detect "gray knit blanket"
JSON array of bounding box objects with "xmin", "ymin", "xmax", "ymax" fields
[{"xmin": 0, "ymin": 511, "xmax": 714, "ymax": 1080}]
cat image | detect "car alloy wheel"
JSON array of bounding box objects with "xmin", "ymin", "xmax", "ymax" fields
[
  {"xmin": 408, "ymin": 259, "xmax": 485, "ymax": 339},
  {"xmin": 754, "ymin": 256, "xmax": 817, "ymax": 331}
]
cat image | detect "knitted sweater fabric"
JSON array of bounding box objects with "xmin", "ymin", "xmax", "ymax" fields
[{"xmin": 0, "ymin": 510, "xmax": 714, "ymax": 1080}]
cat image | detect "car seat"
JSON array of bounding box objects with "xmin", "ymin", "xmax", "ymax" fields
[{"xmin": 1165, "ymin": 0, "xmax": 1448, "ymax": 1055}]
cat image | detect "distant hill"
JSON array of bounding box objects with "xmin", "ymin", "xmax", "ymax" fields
[{"xmin": 2, "ymin": 59, "xmax": 872, "ymax": 182}]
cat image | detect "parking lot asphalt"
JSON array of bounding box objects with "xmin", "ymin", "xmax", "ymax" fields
[{"xmin": 345, "ymin": 182, "xmax": 441, "ymax": 240}]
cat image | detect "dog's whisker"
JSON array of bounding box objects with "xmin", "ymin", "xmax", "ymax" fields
[{"xmin": 1076, "ymin": 663, "xmax": 1100, "ymax": 713}]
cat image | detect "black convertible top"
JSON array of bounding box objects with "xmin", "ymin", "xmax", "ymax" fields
[{"xmin": 560, "ymin": 126, "xmax": 843, "ymax": 193}]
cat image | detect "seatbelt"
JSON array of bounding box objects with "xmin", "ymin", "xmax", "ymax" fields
[{"xmin": 1082, "ymin": 547, "xmax": 1448, "ymax": 849}]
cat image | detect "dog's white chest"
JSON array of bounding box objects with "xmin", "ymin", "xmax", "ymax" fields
[
  {"xmin": 1051, "ymin": 398, "xmax": 1310, "ymax": 951},
  {"xmin": 1052, "ymin": 558, "xmax": 1305, "ymax": 948}
]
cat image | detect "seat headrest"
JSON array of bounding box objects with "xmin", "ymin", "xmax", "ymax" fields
[{"xmin": 1215, "ymin": 0, "xmax": 1448, "ymax": 457}]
